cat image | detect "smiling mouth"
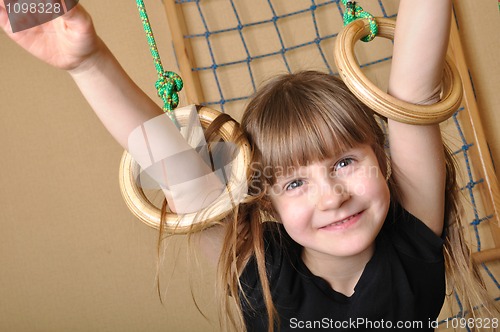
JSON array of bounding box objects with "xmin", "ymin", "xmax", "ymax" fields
[{"xmin": 321, "ymin": 212, "xmax": 362, "ymax": 229}]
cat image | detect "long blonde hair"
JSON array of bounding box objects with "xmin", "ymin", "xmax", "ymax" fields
[
  {"xmin": 218, "ymin": 71, "xmax": 395, "ymax": 331},
  {"xmin": 162, "ymin": 71, "xmax": 496, "ymax": 331}
]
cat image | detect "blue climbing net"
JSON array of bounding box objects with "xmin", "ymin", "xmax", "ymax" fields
[
  {"xmin": 173, "ymin": 0, "xmax": 499, "ymax": 326},
  {"xmin": 179, "ymin": 0, "xmax": 395, "ymax": 112}
]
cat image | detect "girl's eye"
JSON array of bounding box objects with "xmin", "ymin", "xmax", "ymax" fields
[
  {"xmin": 285, "ymin": 179, "xmax": 304, "ymax": 191},
  {"xmin": 334, "ymin": 158, "xmax": 354, "ymax": 172}
]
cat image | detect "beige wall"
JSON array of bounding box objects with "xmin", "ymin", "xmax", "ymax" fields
[
  {"xmin": 0, "ymin": 1, "xmax": 217, "ymax": 331},
  {"xmin": 454, "ymin": 0, "xmax": 500, "ymax": 179},
  {"xmin": 1, "ymin": 1, "xmax": 498, "ymax": 331}
]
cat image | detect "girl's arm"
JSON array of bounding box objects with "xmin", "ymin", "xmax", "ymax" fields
[
  {"xmin": 387, "ymin": 0, "xmax": 452, "ymax": 235},
  {"xmin": 0, "ymin": 3, "xmax": 223, "ymax": 213}
]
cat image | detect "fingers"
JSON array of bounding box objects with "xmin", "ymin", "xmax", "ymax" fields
[
  {"xmin": 58, "ymin": 3, "xmax": 96, "ymax": 39},
  {"xmin": 63, "ymin": 3, "xmax": 90, "ymax": 26},
  {"xmin": 0, "ymin": 1, "xmax": 84, "ymax": 34},
  {"xmin": 0, "ymin": 0, "xmax": 13, "ymax": 34}
]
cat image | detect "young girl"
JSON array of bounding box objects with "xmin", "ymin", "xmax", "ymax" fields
[{"xmin": 1, "ymin": 1, "xmax": 496, "ymax": 331}]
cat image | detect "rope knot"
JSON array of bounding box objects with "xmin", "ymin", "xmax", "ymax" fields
[
  {"xmin": 155, "ymin": 71, "xmax": 184, "ymax": 112},
  {"xmin": 342, "ymin": 1, "xmax": 378, "ymax": 42}
]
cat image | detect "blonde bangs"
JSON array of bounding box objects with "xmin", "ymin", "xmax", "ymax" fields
[{"xmin": 245, "ymin": 73, "xmax": 375, "ymax": 185}]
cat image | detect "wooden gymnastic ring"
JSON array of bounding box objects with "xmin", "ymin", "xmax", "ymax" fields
[
  {"xmin": 334, "ymin": 18, "xmax": 462, "ymax": 125},
  {"xmin": 118, "ymin": 106, "xmax": 250, "ymax": 233}
]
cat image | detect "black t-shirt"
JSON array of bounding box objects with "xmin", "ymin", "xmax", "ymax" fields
[{"xmin": 240, "ymin": 202, "xmax": 445, "ymax": 331}]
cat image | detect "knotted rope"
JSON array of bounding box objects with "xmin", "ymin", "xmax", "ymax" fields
[
  {"xmin": 341, "ymin": 0, "xmax": 378, "ymax": 42},
  {"xmin": 136, "ymin": 0, "xmax": 183, "ymax": 125}
]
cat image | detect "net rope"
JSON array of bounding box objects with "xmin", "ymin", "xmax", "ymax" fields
[
  {"xmin": 449, "ymin": 108, "xmax": 500, "ymax": 321},
  {"xmin": 178, "ymin": 0, "xmax": 393, "ymax": 111},
  {"xmin": 171, "ymin": 0, "xmax": 499, "ymax": 326}
]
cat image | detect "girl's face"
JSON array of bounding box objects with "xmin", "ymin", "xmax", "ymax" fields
[{"xmin": 268, "ymin": 144, "xmax": 390, "ymax": 261}]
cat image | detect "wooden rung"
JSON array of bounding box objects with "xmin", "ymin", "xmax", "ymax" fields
[
  {"xmin": 449, "ymin": 7, "xmax": 500, "ymax": 265},
  {"xmin": 162, "ymin": 0, "xmax": 205, "ymax": 105},
  {"xmin": 448, "ymin": 11, "xmax": 500, "ymax": 229},
  {"xmin": 473, "ymin": 247, "xmax": 500, "ymax": 263}
]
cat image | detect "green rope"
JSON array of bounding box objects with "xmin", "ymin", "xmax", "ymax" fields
[
  {"xmin": 136, "ymin": 0, "xmax": 183, "ymax": 125},
  {"xmin": 341, "ymin": 0, "xmax": 378, "ymax": 42}
]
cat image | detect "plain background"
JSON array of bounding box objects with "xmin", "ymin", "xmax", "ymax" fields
[{"xmin": 1, "ymin": 0, "xmax": 499, "ymax": 331}]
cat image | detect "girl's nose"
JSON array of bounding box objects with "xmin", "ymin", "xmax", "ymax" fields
[{"xmin": 315, "ymin": 183, "xmax": 350, "ymax": 211}]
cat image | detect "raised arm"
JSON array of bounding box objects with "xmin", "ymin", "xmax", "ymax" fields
[
  {"xmin": 0, "ymin": 2, "xmax": 181, "ymax": 150},
  {"xmin": 0, "ymin": 3, "xmax": 224, "ymax": 213},
  {"xmin": 387, "ymin": 0, "xmax": 452, "ymax": 235}
]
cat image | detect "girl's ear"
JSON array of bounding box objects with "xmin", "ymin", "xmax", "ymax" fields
[
  {"xmin": 371, "ymin": 142, "xmax": 391, "ymax": 181},
  {"xmin": 385, "ymin": 158, "xmax": 392, "ymax": 181},
  {"xmin": 260, "ymin": 192, "xmax": 281, "ymax": 223}
]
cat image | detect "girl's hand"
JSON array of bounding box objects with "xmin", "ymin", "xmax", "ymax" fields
[{"xmin": 0, "ymin": 1, "xmax": 101, "ymax": 71}]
